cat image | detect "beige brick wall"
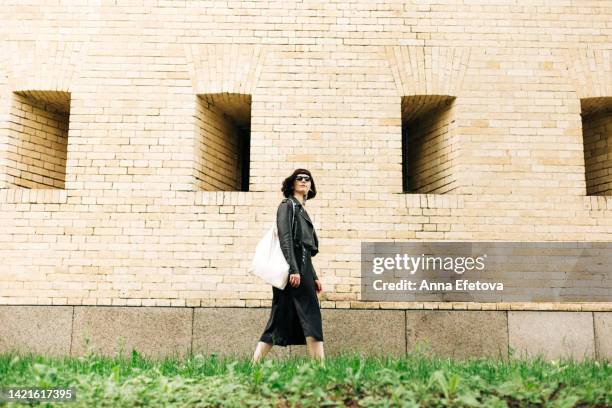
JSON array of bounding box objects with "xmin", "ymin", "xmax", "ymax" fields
[
  {"xmin": 6, "ymin": 91, "xmax": 69, "ymax": 189},
  {"xmin": 583, "ymin": 107, "xmax": 612, "ymax": 195},
  {"xmin": 194, "ymin": 94, "xmax": 250, "ymax": 191},
  {"xmin": 402, "ymin": 95, "xmax": 457, "ymax": 193},
  {"xmin": 194, "ymin": 94, "xmax": 244, "ymax": 191},
  {"xmin": 0, "ymin": 1, "xmax": 610, "ymax": 311}
]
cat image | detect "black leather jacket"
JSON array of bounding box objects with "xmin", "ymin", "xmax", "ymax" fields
[{"xmin": 276, "ymin": 196, "xmax": 319, "ymax": 279}]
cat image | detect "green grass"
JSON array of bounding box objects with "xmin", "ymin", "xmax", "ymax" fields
[{"xmin": 0, "ymin": 347, "xmax": 609, "ymax": 407}]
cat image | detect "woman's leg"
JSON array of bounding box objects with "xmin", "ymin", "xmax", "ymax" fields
[
  {"xmin": 306, "ymin": 336, "xmax": 325, "ymax": 364},
  {"xmin": 251, "ymin": 341, "xmax": 273, "ymax": 364}
]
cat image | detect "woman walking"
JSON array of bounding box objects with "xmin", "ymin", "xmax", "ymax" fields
[{"xmin": 252, "ymin": 169, "xmax": 325, "ymax": 364}]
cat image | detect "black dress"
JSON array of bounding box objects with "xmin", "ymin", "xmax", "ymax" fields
[{"xmin": 259, "ymin": 196, "xmax": 324, "ymax": 346}]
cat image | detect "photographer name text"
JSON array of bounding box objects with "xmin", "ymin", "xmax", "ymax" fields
[{"xmin": 372, "ymin": 279, "xmax": 503, "ymax": 291}]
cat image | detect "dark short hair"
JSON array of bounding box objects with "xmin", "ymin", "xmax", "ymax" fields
[{"xmin": 281, "ymin": 168, "xmax": 317, "ymax": 199}]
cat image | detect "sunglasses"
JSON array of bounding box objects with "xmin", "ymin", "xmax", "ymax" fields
[{"xmin": 295, "ymin": 175, "xmax": 311, "ymax": 182}]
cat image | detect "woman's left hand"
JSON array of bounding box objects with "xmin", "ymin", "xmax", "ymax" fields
[{"xmin": 315, "ymin": 279, "xmax": 322, "ymax": 294}]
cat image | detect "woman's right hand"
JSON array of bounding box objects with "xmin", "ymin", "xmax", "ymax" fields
[{"xmin": 289, "ymin": 273, "xmax": 301, "ymax": 287}]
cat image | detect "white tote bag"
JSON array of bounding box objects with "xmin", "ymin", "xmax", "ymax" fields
[
  {"xmin": 249, "ymin": 224, "xmax": 290, "ymax": 290},
  {"xmin": 248, "ymin": 200, "xmax": 296, "ymax": 290}
]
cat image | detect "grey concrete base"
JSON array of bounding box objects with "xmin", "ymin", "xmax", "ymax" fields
[
  {"xmin": 290, "ymin": 309, "xmax": 405, "ymax": 358},
  {"xmin": 594, "ymin": 312, "xmax": 611, "ymax": 361},
  {"xmin": 0, "ymin": 306, "xmax": 73, "ymax": 356},
  {"xmin": 71, "ymin": 307, "xmax": 192, "ymax": 359},
  {"xmin": 0, "ymin": 306, "xmax": 610, "ymax": 362},
  {"xmin": 194, "ymin": 307, "xmax": 289, "ymax": 361},
  {"xmin": 508, "ymin": 311, "xmax": 595, "ymax": 361},
  {"xmin": 406, "ymin": 310, "xmax": 508, "ymax": 360}
]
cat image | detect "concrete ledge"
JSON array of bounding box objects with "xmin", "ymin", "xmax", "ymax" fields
[
  {"xmin": 1, "ymin": 306, "xmax": 610, "ymax": 361},
  {"xmin": 508, "ymin": 311, "xmax": 595, "ymax": 361},
  {"xmin": 290, "ymin": 309, "xmax": 405, "ymax": 358},
  {"xmin": 336, "ymin": 301, "xmax": 612, "ymax": 312},
  {"xmin": 193, "ymin": 307, "xmax": 289, "ymax": 360},
  {"xmin": 406, "ymin": 310, "xmax": 508, "ymax": 360},
  {"xmin": 1, "ymin": 300, "xmax": 611, "ymax": 312},
  {"xmin": 594, "ymin": 312, "xmax": 611, "ymax": 360},
  {"xmin": 71, "ymin": 306, "xmax": 192, "ymax": 359},
  {"xmin": 0, "ymin": 306, "xmax": 72, "ymax": 356}
]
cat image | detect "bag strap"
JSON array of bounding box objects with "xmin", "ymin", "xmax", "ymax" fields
[{"xmin": 290, "ymin": 198, "xmax": 296, "ymax": 241}]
